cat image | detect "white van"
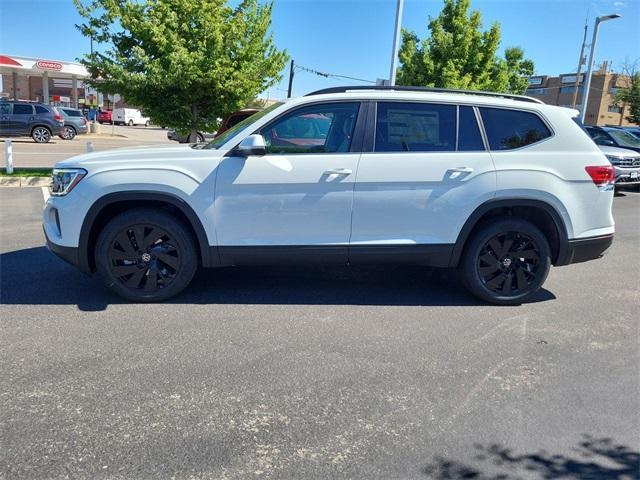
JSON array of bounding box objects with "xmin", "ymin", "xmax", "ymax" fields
[{"xmin": 112, "ymin": 108, "xmax": 150, "ymax": 127}]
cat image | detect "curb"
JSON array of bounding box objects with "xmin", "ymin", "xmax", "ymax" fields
[{"xmin": 0, "ymin": 177, "xmax": 50, "ymax": 188}]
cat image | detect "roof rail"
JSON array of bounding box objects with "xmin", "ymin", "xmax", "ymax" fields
[{"xmin": 305, "ymin": 85, "xmax": 544, "ymax": 104}]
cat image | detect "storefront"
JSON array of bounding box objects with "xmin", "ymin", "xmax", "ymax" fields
[{"xmin": 0, "ymin": 54, "xmax": 99, "ymax": 109}]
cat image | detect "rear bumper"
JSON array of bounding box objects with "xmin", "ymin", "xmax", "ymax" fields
[{"xmin": 560, "ymin": 234, "xmax": 614, "ymax": 265}]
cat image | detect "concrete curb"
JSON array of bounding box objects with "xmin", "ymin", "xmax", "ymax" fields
[{"xmin": 0, "ymin": 177, "xmax": 50, "ymax": 188}]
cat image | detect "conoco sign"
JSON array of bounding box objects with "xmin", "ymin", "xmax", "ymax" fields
[{"xmin": 36, "ymin": 60, "xmax": 63, "ymax": 71}]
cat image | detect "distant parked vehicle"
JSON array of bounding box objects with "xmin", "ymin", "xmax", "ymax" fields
[
  {"xmin": 598, "ymin": 145, "xmax": 640, "ymax": 190},
  {"xmin": 97, "ymin": 110, "xmax": 112, "ymax": 124},
  {"xmin": 166, "ymin": 108, "xmax": 261, "ymax": 143},
  {"xmin": 112, "ymin": 108, "xmax": 150, "ymax": 127},
  {"xmin": 618, "ymin": 126, "xmax": 640, "ymax": 139},
  {"xmin": 58, "ymin": 107, "xmax": 88, "ymax": 140},
  {"xmin": 0, "ymin": 100, "xmax": 64, "ymax": 143},
  {"xmin": 585, "ymin": 125, "xmax": 640, "ymax": 154}
]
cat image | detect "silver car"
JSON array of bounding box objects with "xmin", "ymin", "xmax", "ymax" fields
[
  {"xmin": 58, "ymin": 107, "xmax": 88, "ymax": 140},
  {"xmin": 599, "ymin": 145, "xmax": 640, "ymax": 190}
]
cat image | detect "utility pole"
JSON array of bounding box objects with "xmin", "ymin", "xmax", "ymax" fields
[
  {"xmin": 579, "ymin": 13, "xmax": 621, "ymax": 123},
  {"xmin": 389, "ymin": 0, "xmax": 404, "ymax": 86},
  {"xmin": 571, "ymin": 20, "xmax": 588, "ymax": 109},
  {"xmin": 287, "ymin": 59, "xmax": 294, "ymax": 98}
]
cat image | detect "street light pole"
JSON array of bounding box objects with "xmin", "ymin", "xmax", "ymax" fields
[
  {"xmin": 389, "ymin": 0, "xmax": 404, "ymax": 86},
  {"xmin": 579, "ymin": 13, "xmax": 621, "ymax": 123}
]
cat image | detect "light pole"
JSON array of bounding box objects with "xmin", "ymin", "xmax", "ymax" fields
[
  {"xmin": 579, "ymin": 13, "xmax": 621, "ymax": 123},
  {"xmin": 389, "ymin": 0, "xmax": 404, "ymax": 86}
]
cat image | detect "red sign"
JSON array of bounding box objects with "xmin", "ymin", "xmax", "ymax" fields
[{"xmin": 36, "ymin": 60, "xmax": 63, "ymax": 71}]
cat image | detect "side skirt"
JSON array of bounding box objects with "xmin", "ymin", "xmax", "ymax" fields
[{"xmin": 213, "ymin": 244, "xmax": 454, "ymax": 268}]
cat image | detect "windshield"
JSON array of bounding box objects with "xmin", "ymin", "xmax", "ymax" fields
[
  {"xmin": 203, "ymin": 102, "xmax": 284, "ymax": 150},
  {"xmin": 607, "ymin": 129, "xmax": 640, "ymax": 148}
]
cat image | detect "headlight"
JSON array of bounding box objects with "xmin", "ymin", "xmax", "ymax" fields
[
  {"xmin": 50, "ymin": 168, "xmax": 87, "ymax": 196},
  {"xmin": 605, "ymin": 155, "xmax": 621, "ymax": 166}
]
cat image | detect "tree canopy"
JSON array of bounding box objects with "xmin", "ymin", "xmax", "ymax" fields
[
  {"xmin": 612, "ymin": 62, "xmax": 640, "ymax": 125},
  {"xmin": 74, "ymin": 0, "xmax": 288, "ymax": 136},
  {"xmin": 397, "ymin": 0, "xmax": 534, "ymax": 94}
]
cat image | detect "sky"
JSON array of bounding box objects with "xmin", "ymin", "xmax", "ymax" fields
[{"xmin": 0, "ymin": 0, "xmax": 638, "ymax": 100}]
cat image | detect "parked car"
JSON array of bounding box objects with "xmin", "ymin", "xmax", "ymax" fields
[
  {"xmin": 618, "ymin": 126, "xmax": 640, "ymax": 139},
  {"xmin": 112, "ymin": 108, "xmax": 150, "ymax": 126},
  {"xmin": 0, "ymin": 100, "xmax": 64, "ymax": 143},
  {"xmin": 44, "ymin": 86, "xmax": 615, "ymax": 304},
  {"xmin": 58, "ymin": 107, "xmax": 88, "ymax": 140},
  {"xmin": 598, "ymin": 145, "xmax": 640, "ymax": 190},
  {"xmin": 97, "ymin": 110, "xmax": 112, "ymax": 124},
  {"xmin": 167, "ymin": 108, "xmax": 261, "ymax": 143},
  {"xmin": 585, "ymin": 125, "xmax": 640, "ymax": 153}
]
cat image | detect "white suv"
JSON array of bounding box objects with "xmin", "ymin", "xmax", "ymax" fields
[{"xmin": 43, "ymin": 86, "xmax": 615, "ymax": 305}]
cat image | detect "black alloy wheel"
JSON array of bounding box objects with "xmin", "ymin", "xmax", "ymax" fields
[
  {"xmin": 460, "ymin": 218, "xmax": 551, "ymax": 305},
  {"xmin": 96, "ymin": 209, "xmax": 197, "ymax": 301},
  {"xmin": 108, "ymin": 224, "xmax": 181, "ymax": 292},
  {"xmin": 477, "ymin": 231, "xmax": 540, "ymax": 296}
]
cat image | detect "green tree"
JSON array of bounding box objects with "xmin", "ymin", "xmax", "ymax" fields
[
  {"xmin": 612, "ymin": 62, "xmax": 640, "ymax": 125},
  {"xmin": 397, "ymin": 0, "xmax": 534, "ymax": 94},
  {"xmin": 74, "ymin": 0, "xmax": 288, "ymax": 139}
]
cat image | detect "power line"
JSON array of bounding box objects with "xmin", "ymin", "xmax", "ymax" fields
[{"xmin": 295, "ymin": 64, "xmax": 376, "ymax": 85}]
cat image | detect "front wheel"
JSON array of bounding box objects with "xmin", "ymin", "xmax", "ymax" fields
[
  {"xmin": 59, "ymin": 126, "xmax": 76, "ymax": 140},
  {"xmin": 144, "ymin": 120, "xmax": 150, "ymax": 127},
  {"xmin": 128, "ymin": 119, "xmax": 134, "ymax": 126},
  {"xmin": 460, "ymin": 218, "xmax": 551, "ymax": 305},
  {"xmin": 95, "ymin": 208, "xmax": 198, "ymax": 302}
]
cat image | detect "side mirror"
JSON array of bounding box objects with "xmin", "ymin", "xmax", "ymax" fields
[{"xmin": 235, "ymin": 134, "xmax": 266, "ymax": 156}]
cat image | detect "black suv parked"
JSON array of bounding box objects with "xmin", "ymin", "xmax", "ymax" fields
[{"xmin": 0, "ymin": 100, "xmax": 65, "ymax": 143}]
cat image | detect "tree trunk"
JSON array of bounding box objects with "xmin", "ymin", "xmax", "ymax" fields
[
  {"xmin": 619, "ymin": 102, "xmax": 627, "ymax": 126},
  {"xmin": 187, "ymin": 103, "xmax": 199, "ymax": 142}
]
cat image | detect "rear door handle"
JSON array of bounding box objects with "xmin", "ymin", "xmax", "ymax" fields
[
  {"xmin": 324, "ymin": 168, "xmax": 352, "ymax": 175},
  {"xmin": 448, "ymin": 166, "xmax": 474, "ymax": 173}
]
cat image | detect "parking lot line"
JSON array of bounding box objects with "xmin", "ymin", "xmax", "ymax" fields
[{"xmin": 41, "ymin": 186, "xmax": 50, "ymax": 203}]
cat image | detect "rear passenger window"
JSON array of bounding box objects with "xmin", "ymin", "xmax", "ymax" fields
[
  {"xmin": 62, "ymin": 109, "xmax": 82, "ymax": 117},
  {"xmin": 375, "ymin": 102, "xmax": 455, "ymax": 152},
  {"xmin": 13, "ymin": 104, "xmax": 34, "ymax": 115},
  {"xmin": 458, "ymin": 106, "xmax": 484, "ymax": 151},
  {"xmin": 35, "ymin": 105, "xmax": 49, "ymax": 114},
  {"xmin": 479, "ymin": 107, "xmax": 551, "ymax": 150}
]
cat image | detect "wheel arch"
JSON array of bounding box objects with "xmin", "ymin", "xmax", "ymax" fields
[
  {"xmin": 79, "ymin": 191, "xmax": 216, "ymax": 274},
  {"xmin": 449, "ymin": 199, "xmax": 570, "ymax": 268}
]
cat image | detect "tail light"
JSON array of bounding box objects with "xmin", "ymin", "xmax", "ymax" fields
[
  {"xmin": 82, "ymin": 117, "xmax": 87, "ymax": 125},
  {"xmin": 585, "ymin": 165, "xmax": 615, "ymax": 187},
  {"xmin": 54, "ymin": 113, "xmax": 63, "ymax": 123}
]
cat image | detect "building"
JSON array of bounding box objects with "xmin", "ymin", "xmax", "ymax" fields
[
  {"xmin": 526, "ymin": 65, "xmax": 637, "ymax": 126},
  {"xmin": 0, "ymin": 54, "xmax": 95, "ymax": 108}
]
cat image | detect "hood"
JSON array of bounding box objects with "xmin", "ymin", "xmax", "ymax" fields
[
  {"xmin": 54, "ymin": 143, "xmax": 224, "ymax": 169},
  {"xmin": 598, "ymin": 145, "xmax": 640, "ymax": 158}
]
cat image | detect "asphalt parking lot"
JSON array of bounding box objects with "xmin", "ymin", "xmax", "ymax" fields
[
  {"xmin": 1, "ymin": 125, "xmax": 173, "ymax": 168},
  {"xmin": 1, "ymin": 188, "xmax": 639, "ymax": 479}
]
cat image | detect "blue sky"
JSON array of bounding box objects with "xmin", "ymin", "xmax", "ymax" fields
[{"xmin": 0, "ymin": 0, "xmax": 638, "ymax": 100}]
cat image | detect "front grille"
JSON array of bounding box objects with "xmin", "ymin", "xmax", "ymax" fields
[{"xmin": 614, "ymin": 157, "xmax": 640, "ymax": 167}]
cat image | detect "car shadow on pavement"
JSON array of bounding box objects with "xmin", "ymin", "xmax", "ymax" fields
[
  {"xmin": 422, "ymin": 435, "xmax": 639, "ymax": 479},
  {"xmin": 0, "ymin": 247, "xmax": 556, "ymax": 312}
]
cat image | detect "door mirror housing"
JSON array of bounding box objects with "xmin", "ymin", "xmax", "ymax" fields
[{"xmin": 235, "ymin": 134, "xmax": 266, "ymax": 156}]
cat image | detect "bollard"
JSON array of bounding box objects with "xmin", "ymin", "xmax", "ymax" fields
[
  {"xmin": 87, "ymin": 141, "xmax": 94, "ymax": 153},
  {"xmin": 5, "ymin": 140, "xmax": 13, "ymax": 174}
]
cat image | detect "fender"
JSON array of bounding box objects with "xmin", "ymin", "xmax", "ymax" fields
[
  {"xmin": 78, "ymin": 191, "xmax": 216, "ymax": 274},
  {"xmin": 448, "ymin": 198, "xmax": 570, "ymax": 268}
]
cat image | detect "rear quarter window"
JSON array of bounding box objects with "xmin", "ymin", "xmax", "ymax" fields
[
  {"xmin": 62, "ymin": 109, "xmax": 82, "ymax": 117},
  {"xmin": 479, "ymin": 107, "xmax": 551, "ymax": 150},
  {"xmin": 34, "ymin": 105, "xmax": 49, "ymax": 114}
]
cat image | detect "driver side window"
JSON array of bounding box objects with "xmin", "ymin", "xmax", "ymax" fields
[{"xmin": 260, "ymin": 102, "xmax": 360, "ymax": 154}]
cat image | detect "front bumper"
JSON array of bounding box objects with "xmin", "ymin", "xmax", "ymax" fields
[
  {"xmin": 614, "ymin": 166, "xmax": 640, "ymax": 185},
  {"xmin": 44, "ymin": 226, "xmax": 90, "ymax": 274}
]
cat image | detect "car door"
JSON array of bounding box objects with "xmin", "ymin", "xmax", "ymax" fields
[
  {"xmin": 0, "ymin": 103, "xmax": 12, "ymax": 134},
  {"xmin": 11, "ymin": 103, "xmax": 35, "ymax": 134},
  {"xmin": 214, "ymin": 101, "xmax": 364, "ymax": 264},
  {"xmin": 350, "ymin": 102, "xmax": 496, "ymax": 265}
]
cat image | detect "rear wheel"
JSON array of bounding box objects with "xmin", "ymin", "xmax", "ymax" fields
[
  {"xmin": 144, "ymin": 120, "xmax": 150, "ymax": 127},
  {"xmin": 95, "ymin": 209, "xmax": 198, "ymax": 302},
  {"xmin": 460, "ymin": 218, "xmax": 551, "ymax": 305},
  {"xmin": 32, "ymin": 126, "xmax": 51, "ymax": 143},
  {"xmin": 59, "ymin": 125, "xmax": 76, "ymax": 140},
  {"xmin": 128, "ymin": 119, "xmax": 134, "ymax": 126}
]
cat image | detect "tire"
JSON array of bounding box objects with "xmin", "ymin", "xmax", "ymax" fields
[
  {"xmin": 95, "ymin": 208, "xmax": 198, "ymax": 302},
  {"xmin": 459, "ymin": 218, "xmax": 551, "ymax": 305},
  {"xmin": 59, "ymin": 125, "xmax": 76, "ymax": 140},
  {"xmin": 32, "ymin": 126, "xmax": 51, "ymax": 143},
  {"xmin": 128, "ymin": 119, "xmax": 134, "ymax": 126},
  {"xmin": 144, "ymin": 120, "xmax": 150, "ymax": 127},
  {"xmin": 197, "ymin": 133, "xmax": 205, "ymax": 143}
]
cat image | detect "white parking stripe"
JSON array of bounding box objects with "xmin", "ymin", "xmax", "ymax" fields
[{"xmin": 41, "ymin": 186, "xmax": 50, "ymax": 203}]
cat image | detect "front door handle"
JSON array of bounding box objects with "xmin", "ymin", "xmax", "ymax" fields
[
  {"xmin": 448, "ymin": 166, "xmax": 474, "ymax": 173},
  {"xmin": 324, "ymin": 168, "xmax": 352, "ymax": 175}
]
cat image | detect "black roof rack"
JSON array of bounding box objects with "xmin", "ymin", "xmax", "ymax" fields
[{"xmin": 305, "ymin": 85, "xmax": 544, "ymax": 104}]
